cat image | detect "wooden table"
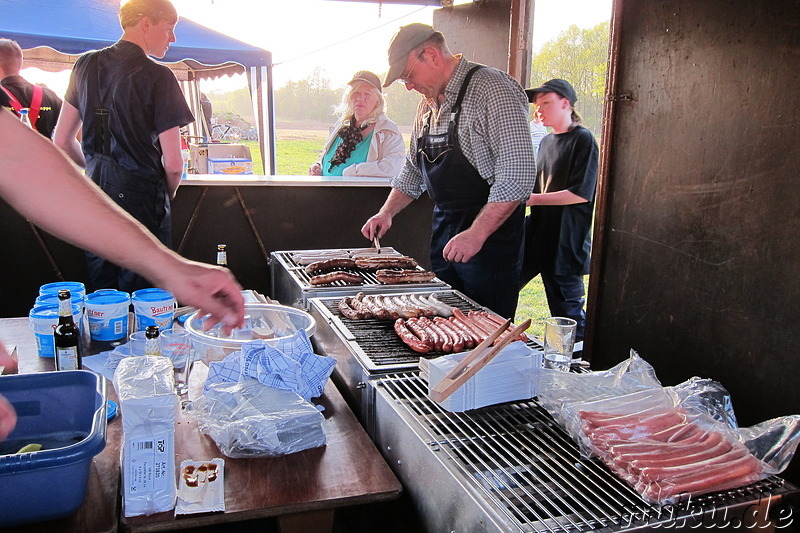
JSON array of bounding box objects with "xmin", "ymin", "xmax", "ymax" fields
[{"xmin": 1, "ymin": 318, "xmax": 402, "ymax": 533}]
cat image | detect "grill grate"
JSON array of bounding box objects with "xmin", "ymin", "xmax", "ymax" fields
[
  {"xmin": 321, "ymin": 291, "xmax": 543, "ymax": 368},
  {"xmin": 377, "ymin": 373, "xmax": 793, "ymax": 532},
  {"xmin": 275, "ymin": 250, "xmax": 446, "ymax": 290}
]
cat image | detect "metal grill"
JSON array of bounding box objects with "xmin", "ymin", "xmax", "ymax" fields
[
  {"xmin": 377, "ymin": 373, "xmax": 795, "ymax": 532},
  {"xmin": 319, "ymin": 291, "xmax": 543, "ymax": 368},
  {"xmin": 273, "ymin": 249, "xmax": 448, "ymax": 290}
]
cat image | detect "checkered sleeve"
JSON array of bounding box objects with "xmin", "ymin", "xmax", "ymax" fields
[
  {"xmin": 470, "ymin": 70, "xmax": 536, "ymax": 203},
  {"xmin": 389, "ymin": 98, "xmax": 428, "ymax": 198}
]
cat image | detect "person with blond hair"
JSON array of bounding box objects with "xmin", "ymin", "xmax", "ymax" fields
[
  {"xmin": 309, "ymin": 70, "xmax": 404, "ymax": 177},
  {"xmin": 0, "ymin": 38, "xmax": 62, "ymax": 138},
  {"xmin": 54, "ymin": 0, "xmax": 193, "ymax": 293}
]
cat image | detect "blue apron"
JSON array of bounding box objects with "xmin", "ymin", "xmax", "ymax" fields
[
  {"xmin": 84, "ymin": 53, "xmax": 170, "ymax": 292},
  {"xmin": 417, "ymin": 66, "xmax": 524, "ymax": 318}
]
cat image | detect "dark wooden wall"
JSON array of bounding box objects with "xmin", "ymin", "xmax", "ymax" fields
[
  {"xmin": 0, "ymin": 183, "xmax": 433, "ymax": 318},
  {"xmin": 589, "ymin": 0, "xmax": 800, "ymax": 482}
]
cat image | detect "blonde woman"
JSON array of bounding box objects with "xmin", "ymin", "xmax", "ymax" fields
[{"xmin": 309, "ymin": 71, "xmax": 404, "ymax": 177}]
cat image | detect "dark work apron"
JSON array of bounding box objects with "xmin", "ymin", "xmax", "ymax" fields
[
  {"xmin": 83, "ymin": 53, "xmax": 170, "ymax": 292},
  {"xmin": 417, "ymin": 66, "xmax": 525, "ymax": 316}
]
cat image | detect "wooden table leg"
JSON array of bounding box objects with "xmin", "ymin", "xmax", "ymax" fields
[{"xmin": 277, "ymin": 509, "xmax": 334, "ymax": 533}]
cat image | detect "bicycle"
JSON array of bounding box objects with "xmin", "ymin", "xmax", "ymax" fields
[{"xmin": 210, "ymin": 123, "xmax": 242, "ymax": 142}]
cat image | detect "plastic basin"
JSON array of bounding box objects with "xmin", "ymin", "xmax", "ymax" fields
[{"xmin": 185, "ymin": 303, "xmax": 317, "ymax": 363}]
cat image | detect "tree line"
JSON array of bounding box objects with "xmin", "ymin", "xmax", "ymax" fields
[{"xmin": 209, "ymin": 21, "xmax": 609, "ymax": 137}]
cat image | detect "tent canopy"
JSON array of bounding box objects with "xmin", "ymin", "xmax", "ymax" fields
[
  {"xmin": 0, "ymin": 0, "xmax": 272, "ymax": 79},
  {"xmin": 0, "ymin": 0, "xmax": 276, "ymax": 173}
]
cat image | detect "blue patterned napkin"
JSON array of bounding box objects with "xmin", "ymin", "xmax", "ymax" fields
[{"xmin": 205, "ymin": 329, "xmax": 335, "ymax": 401}]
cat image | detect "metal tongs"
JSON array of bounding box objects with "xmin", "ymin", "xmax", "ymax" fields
[
  {"xmin": 373, "ymin": 236, "xmax": 381, "ymax": 254},
  {"xmin": 429, "ymin": 318, "xmax": 532, "ymax": 403}
]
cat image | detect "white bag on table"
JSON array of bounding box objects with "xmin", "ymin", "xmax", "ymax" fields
[{"xmin": 113, "ymin": 355, "xmax": 178, "ymax": 517}]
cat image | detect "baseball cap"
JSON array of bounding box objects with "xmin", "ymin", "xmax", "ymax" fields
[
  {"xmin": 348, "ymin": 70, "xmax": 382, "ymax": 92},
  {"xmin": 383, "ymin": 23, "xmax": 440, "ymax": 87},
  {"xmin": 525, "ymin": 79, "xmax": 578, "ymax": 105}
]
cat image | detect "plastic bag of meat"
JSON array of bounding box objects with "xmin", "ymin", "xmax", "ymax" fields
[
  {"xmin": 537, "ymin": 351, "xmax": 800, "ymax": 505},
  {"xmin": 538, "ymin": 350, "xmax": 663, "ymax": 433}
]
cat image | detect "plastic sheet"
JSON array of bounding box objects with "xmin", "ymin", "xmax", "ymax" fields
[
  {"xmin": 537, "ymin": 351, "xmax": 800, "ymax": 505},
  {"xmin": 190, "ymin": 378, "xmax": 326, "ymax": 458}
]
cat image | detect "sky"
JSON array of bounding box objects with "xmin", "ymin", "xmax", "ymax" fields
[{"xmin": 22, "ymin": 0, "xmax": 612, "ymax": 96}]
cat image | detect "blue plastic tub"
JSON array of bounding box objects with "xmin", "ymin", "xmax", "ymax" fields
[{"xmin": 0, "ymin": 371, "xmax": 108, "ymax": 526}]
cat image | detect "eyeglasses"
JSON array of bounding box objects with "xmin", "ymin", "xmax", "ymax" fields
[{"xmin": 398, "ymin": 52, "xmax": 423, "ymax": 85}]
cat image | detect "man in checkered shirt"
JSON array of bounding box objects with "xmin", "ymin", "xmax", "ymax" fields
[{"xmin": 361, "ymin": 24, "xmax": 534, "ymax": 319}]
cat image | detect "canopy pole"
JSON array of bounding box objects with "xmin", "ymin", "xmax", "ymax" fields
[{"xmin": 248, "ymin": 65, "xmax": 277, "ymax": 175}]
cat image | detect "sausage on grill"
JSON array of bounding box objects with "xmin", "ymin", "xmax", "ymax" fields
[
  {"xmin": 310, "ymin": 271, "xmax": 362, "ymax": 286},
  {"xmin": 394, "ymin": 319, "xmax": 433, "ymax": 353},
  {"xmin": 375, "ymin": 269, "xmax": 435, "ymax": 284},
  {"xmin": 305, "ymin": 258, "xmax": 357, "ymax": 274},
  {"xmin": 338, "ymin": 298, "xmax": 361, "ymax": 320}
]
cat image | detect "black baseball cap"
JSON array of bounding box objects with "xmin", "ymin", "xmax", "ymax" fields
[{"xmin": 525, "ymin": 79, "xmax": 577, "ymax": 105}]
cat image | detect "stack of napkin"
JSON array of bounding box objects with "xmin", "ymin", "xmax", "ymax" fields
[{"xmin": 424, "ymin": 341, "xmax": 541, "ymax": 412}]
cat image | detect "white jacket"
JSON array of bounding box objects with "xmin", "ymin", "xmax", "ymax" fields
[{"xmin": 318, "ymin": 114, "xmax": 405, "ymax": 178}]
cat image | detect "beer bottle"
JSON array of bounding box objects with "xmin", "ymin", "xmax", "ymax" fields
[
  {"xmin": 54, "ymin": 289, "xmax": 82, "ymax": 370},
  {"xmin": 216, "ymin": 244, "xmax": 227, "ymax": 268},
  {"xmin": 144, "ymin": 325, "xmax": 161, "ymax": 357}
]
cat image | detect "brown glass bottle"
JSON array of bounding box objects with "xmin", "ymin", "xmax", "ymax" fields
[
  {"xmin": 145, "ymin": 325, "xmax": 161, "ymax": 356},
  {"xmin": 216, "ymin": 244, "xmax": 227, "ymax": 267},
  {"xmin": 54, "ymin": 289, "xmax": 82, "ymax": 370}
]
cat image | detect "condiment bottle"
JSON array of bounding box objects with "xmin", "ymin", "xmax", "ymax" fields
[{"xmin": 54, "ymin": 289, "xmax": 82, "ymax": 370}]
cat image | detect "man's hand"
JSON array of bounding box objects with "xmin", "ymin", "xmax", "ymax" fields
[
  {"xmin": 361, "ymin": 212, "xmax": 392, "ymax": 241},
  {"xmin": 443, "ymin": 227, "xmax": 487, "ymax": 263},
  {"xmin": 156, "ymin": 260, "xmax": 245, "ymax": 336}
]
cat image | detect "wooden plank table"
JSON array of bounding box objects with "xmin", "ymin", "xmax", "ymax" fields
[
  {"xmin": 1, "ymin": 317, "xmax": 120, "ymax": 533},
  {"xmin": 1, "ymin": 317, "xmax": 402, "ymax": 533}
]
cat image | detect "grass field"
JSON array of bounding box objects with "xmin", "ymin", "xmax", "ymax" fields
[{"xmin": 244, "ymin": 126, "xmax": 572, "ymax": 335}]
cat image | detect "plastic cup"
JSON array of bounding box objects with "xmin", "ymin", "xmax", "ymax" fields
[
  {"xmin": 542, "ymin": 317, "xmax": 577, "ymax": 372},
  {"xmin": 85, "ymin": 290, "xmax": 130, "ymax": 347},
  {"xmin": 161, "ymin": 329, "xmax": 193, "ymax": 396},
  {"xmin": 29, "ymin": 303, "xmax": 82, "ymax": 358},
  {"xmin": 128, "ymin": 328, "xmax": 192, "ymax": 395},
  {"xmin": 131, "ymin": 288, "xmax": 175, "ymax": 332},
  {"xmin": 127, "ymin": 330, "xmax": 149, "ymax": 357}
]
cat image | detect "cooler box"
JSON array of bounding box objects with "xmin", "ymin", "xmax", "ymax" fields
[
  {"xmin": 0, "ymin": 371, "xmax": 108, "ymax": 526},
  {"xmin": 208, "ymin": 157, "xmax": 253, "ymax": 175},
  {"xmin": 189, "ymin": 143, "xmax": 251, "ymax": 174}
]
